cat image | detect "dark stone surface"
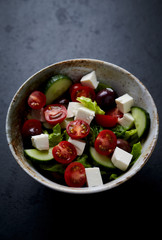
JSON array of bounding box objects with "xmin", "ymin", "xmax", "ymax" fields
[{"xmin": 1, "ymin": 0, "xmax": 162, "ymax": 238}]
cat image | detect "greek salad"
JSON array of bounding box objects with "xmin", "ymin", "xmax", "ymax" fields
[{"xmin": 22, "ymin": 71, "xmax": 150, "ymax": 188}]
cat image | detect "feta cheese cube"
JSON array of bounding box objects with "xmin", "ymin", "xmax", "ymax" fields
[
  {"xmin": 68, "ymin": 137, "xmax": 86, "ymax": 155},
  {"xmin": 31, "ymin": 134, "xmax": 49, "ymax": 150},
  {"xmin": 85, "ymin": 167, "xmax": 103, "ymax": 187},
  {"xmin": 111, "ymin": 147, "xmax": 133, "ymax": 171},
  {"xmin": 115, "ymin": 93, "xmax": 134, "ymax": 113},
  {"xmin": 67, "ymin": 102, "xmax": 83, "ymax": 118},
  {"xmin": 118, "ymin": 113, "xmax": 134, "ymax": 129},
  {"xmin": 80, "ymin": 71, "xmax": 99, "ymax": 89},
  {"xmin": 75, "ymin": 107, "xmax": 95, "ymax": 124}
]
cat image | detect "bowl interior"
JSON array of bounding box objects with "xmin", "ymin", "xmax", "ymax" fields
[{"xmin": 6, "ymin": 59, "xmax": 159, "ymax": 194}]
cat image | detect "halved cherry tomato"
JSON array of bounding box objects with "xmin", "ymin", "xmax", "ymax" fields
[
  {"xmin": 64, "ymin": 162, "xmax": 86, "ymax": 187},
  {"xmin": 66, "ymin": 120, "xmax": 90, "ymax": 139},
  {"xmin": 106, "ymin": 107, "xmax": 123, "ymax": 119},
  {"xmin": 22, "ymin": 119, "xmax": 42, "ymax": 138},
  {"xmin": 52, "ymin": 141, "xmax": 77, "ymax": 164},
  {"xmin": 44, "ymin": 104, "xmax": 67, "ymax": 125},
  {"xmin": 71, "ymin": 85, "xmax": 96, "ymax": 102},
  {"xmin": 28, "ymin": 91, "xmax": 46, "ymax": 110},
  {"xmin": 69, "ymin": 83, "xmax": 82, "ymax": 95},
  {"xmin": 94, "ymin": 130, "xmax": 117, "ymax": 156},
  {"xmin": 95, "ymin": 114, "xmax": 118, "ymax": 128}
]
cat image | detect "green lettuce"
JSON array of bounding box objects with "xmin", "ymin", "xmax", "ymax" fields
[
  {"xmin": 48, "ymin": 124, "xmax": 63, "ymax": 147},
  {"xmin": 112, "ymin": 125, "xmax": 128, "ymax": 138},
  {"xmin": 112, "ymin": 125, "xmax": 139, "ymax": 146},
  {"xmin": 39, "ymin": 161, "xmax": 66, "ymax": 174},
  {"xmin": 77, "ymin": 96, "xmax": 105, "ymax": 115},
  {"xmin": 130, "ymin": 142, "xmax": 142, "ymax": 165},
  {"xmin": 75, "ymin": 154, "xmax": 92, "ymax": 168},
  {"xmin": 86, "ymin": 123, "xmax": 104, "ymax": 146},
  {"xmin": 124, "ymin": 129, "xmax": 139, "ymax": 146}
]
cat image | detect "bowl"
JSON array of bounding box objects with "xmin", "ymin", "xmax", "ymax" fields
[{"xmin": 6, "ymin": 59, "xmax": 159, "ymax": 194}]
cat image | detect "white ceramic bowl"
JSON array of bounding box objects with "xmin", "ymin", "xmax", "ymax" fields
[{"xmin": 6, "ymin": 59, "xmax": 159, "ymax": 194}]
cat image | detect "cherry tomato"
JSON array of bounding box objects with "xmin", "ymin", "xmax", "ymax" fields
[
  {"xmin": 22, "ymin": 119, "xmax": 42, "ymax": 138},
  {"xmin": 28, "ymin": 91, "xmax": 46, "ymax": 110},
  {"xmin": 94, "ymin": 130, "xmax": 117, "ymax": 156},
  {"xmin": 66, "ymin": 120, "xmax": 90, "ymax": 139},
  {"xmin": 106, "ymin": 107, "xmax": 123, "ymax": 119},
  {"xmin": 44, "ymin": 104, "xmax": 67, "ymax": 125},
  {"xmin": 69, "ymin": 83, "xmax": 82, "ymax": 94},
  {"xmin": 95, "ymin": 114, "xmax": 118, "ymax": 128},
  {"xmin": 64, "ymin": 162, "xmax": 86, "ymax": 187},
  {"xmin": 52, "ymin": 141, "xmax": 77, "ymax": 164},
  {"xmin": 71, "ymin": 85, "xmax": 96, "ymax": 102}
]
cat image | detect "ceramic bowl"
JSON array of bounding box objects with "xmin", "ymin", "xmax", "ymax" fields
[{"xmin": 6, "ymin": 59, "xmax": 159, "ymax": 194}]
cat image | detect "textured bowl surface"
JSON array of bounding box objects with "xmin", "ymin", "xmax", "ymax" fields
[{"xmin": 6, "ymin": 59, "xmax": 159, "ymax": 194}]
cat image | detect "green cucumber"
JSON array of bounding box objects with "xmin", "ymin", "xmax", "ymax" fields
[
  {"xmin": 45, "ymin": 75, "xmax": 72, "ymax": 105},
  {"xmin": 24, "ymin": 148, "xmax": 54, "ymax": 162},
  {"xmin": 131, "ymin": 106, "xmax": 150, "ymax": 138},
  {"xmin": 90, "ymin": 147, "xmax": 116, "ymax": 169}
]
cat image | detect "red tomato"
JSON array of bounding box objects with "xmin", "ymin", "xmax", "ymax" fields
[
  {"xmin": 22, "ymin": 119, "xmax": 42, "ymax": 138},
  {"xmin": 69, "ymin": 83, "xmax": 82, "ymax": 94},
  {"xmin": 71, "ymin": 85, "xmax": 96, "ymax": 102},
  {"xmin": 66, "ymin": 120, "xmax": 90, "ymax": 139},
  {"xmin": 94, "ymin": 130, "xmax": 117, "ymax": 156},
  {"xmin": 64, "ymin": 162, "xmax": 86, "ymax": 187},
  {"xmin": 44, "ymin": 104, "xmax": 67, "ymax": 125},
  {"xmin": 52, "ymin": 141, "xmax": 77, "ymax": 164},
  {"xmin": 106, "ymin": 107, "xmax": 123, "ymax": 119},
  {"xmin": 95, "ymin": 114, "xmax": 118, "ymax": 128},
  {"xmin": 28, "ymin": 91, "xmax": 46, "ymax": 110}
]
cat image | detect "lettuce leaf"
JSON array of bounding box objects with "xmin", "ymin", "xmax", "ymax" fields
[
  {"xmin": 77, "ymin": 96, "xmax": 105, "ymax": 115},
  {"xmin": 86, "ymin": 123, "xmax": 104, "ymax": 146},
  {"xmin": 48, "ymin": 124, "xmax": 63, "ymax": 147},
  {"xmin": 75, "ymin": 154, "xmax": 92, "ymax": 168},
  {"xmin": 124, "ymin": 129, "xmax": 139, "ymax": 146},
  {"xmin": 112, "ymin": 125, "xmax": 139, "ymax": 146},
  {"xmin": 130, "ymin": 142, "xmax": 142, "ymax": 165},
  {"xmin": 112, "ymin": 125, "xmax": 128, "ymax": 138},
  {"xmin": 39, "ymin": 162, "xmax": 66, "ymax": 174}
]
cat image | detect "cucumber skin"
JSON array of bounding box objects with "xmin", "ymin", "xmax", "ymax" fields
[
  {"xmin": 131, "ymin": 106, "xmax": 150, "ymax": 138},
  {"xmin": 24, "ymin": 148, "xmax": 54, "ymax": 162},
  {"xmin": 90, "ymin": 147, "xmax": 116, "ymax": 169},
  {"xmin": 44, "ymin": 75, "xmax": 71, "ymax": 91},
  {"xmin": 45, "ymin": 75, "xmax": 72, "ymax": 104}
]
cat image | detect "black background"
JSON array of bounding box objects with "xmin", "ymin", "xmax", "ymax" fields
[{"xmin": 1, "ymin": 0, "xmax": 162, "ymax": 239}]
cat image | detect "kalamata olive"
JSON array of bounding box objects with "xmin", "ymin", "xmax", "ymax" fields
[
  {"xmin": 56, "ymin": 98, "xmax": 69, "ymax": 108},
  {"xmin": 96, "ymin": 88, "xmax": 116, "ymax": 110},
  {"xmin": 117, "ymin": 139, "xmax": 131, "ymax": 153}
]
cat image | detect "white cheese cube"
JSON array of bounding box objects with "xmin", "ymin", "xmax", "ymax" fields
[
  {"xmin": 85, "ymin": 167, "xmax": 103, "ymax": 187},
  {"xmin": 74, "ymin": 107, "xmax": 95, "ymax": 125},
  {"xmin": 80, "ymin": 71, "xmax": 99, "ymax": 89},
  {"xmin": 118, "ymin": 113, "xmax": 134, "ymax": 129},
  {"xmin": 68, "ymin": 137, "xmax": 86, "ymax": 155},
  {"xmin": 67, "ymin": 102, "xmax": 83, "ymax": 118},
  {"xmin": 115, "ymin": 93, "xmax": 134, "ymax": 113},
  {"xmin": 31, "ymin": 134, "xmax": 49, "ymax": 150},
  {"xmin": 111, "ymin": 147, "xmax": 133, "ymax": 171}
]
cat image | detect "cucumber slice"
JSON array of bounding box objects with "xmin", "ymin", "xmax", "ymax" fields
[
  {"xmin": 90, "ymin": 147, "xmax": 116, "ymax": 169},
  {"xmin": 45, "ymin": 75, "xmax": 72, "ymax": 105},
  {"xmin": 131, "ymin": 106, "xmax": 150, "ymax": 138},
  {"xmin": 24, "ymin": 148, "xmax": 54, "ymax": 162}
]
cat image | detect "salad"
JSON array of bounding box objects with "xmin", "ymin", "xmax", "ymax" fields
[{"xmin": 22, "ymin": 71, "xmax": 150, "ymax": 188}]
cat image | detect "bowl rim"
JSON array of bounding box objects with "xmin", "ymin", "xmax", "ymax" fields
[{"xmin": 6, "ymin": 58, "xmax": 159, "ymax": 194}]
